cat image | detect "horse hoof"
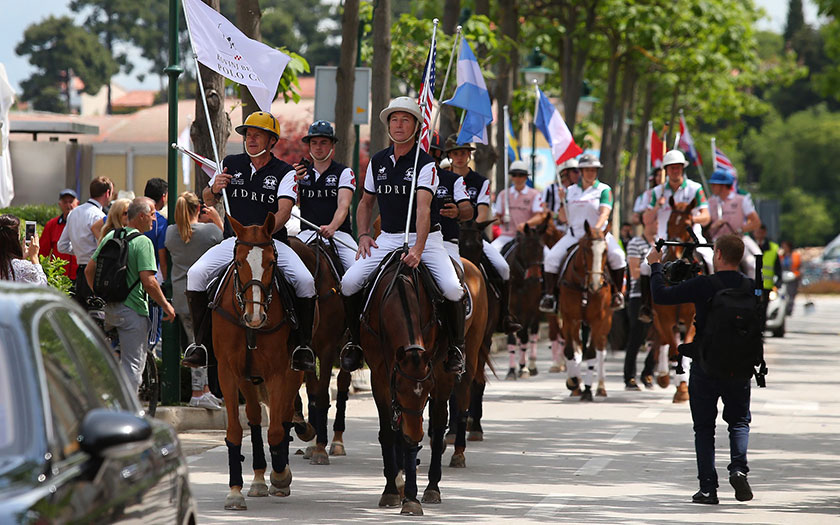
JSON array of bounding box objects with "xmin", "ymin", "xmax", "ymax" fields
[
  {"xmin": 673, "ymin": 382, "xmax": 690, "ymax": 403},
  {"xmin": 247, "ymin": 481, "xmax": 269, "ymax": 497},
  {"xmin": 528, "ymin": 367, "xmax": 538, "ymax": 377},
  {"xmin": 580, "ymin": 387, "xmax": 593, "ymax": 402},
  {"xmin": 449, "ymin": 452, "xmax": 466, "ymax": 468},
  {"xmin": 421, "ymin": 489, "xmax": 442, "ymax": 504},
  {"xmin": 549, "ymin": 363, "xmax": 564, "ymax": 373},
  {"xmin": 378, "ymin": 493, "xmax": 401, "ymax": 507},
  {"xmin": 224, "ymin": 492, "xmax": 247, "ymax": 510},
  {"xmin": 294, "ymin": 448, "xmax": 305, "ymax": 455},
  {"xmin": 295, "ymin": 422, "xmax": 317, "ymax": 442},
  {"xmin": 566, "ymin": 377, "xmax": 580, "ymax": 391},
  {"xmin": 444, "ymin": 433, "xmax": 456, "ymax": 445},
  {"xmin": 270, "ymin": 465, "xmax": 292, "ymax": 490},
  {"xmin": 268, "ymin": 484, "xmax": 291, "ymax": 497},
  {"xmin": 505, "ymin": 368, "xmax": 517, "ymax": 380},
  {"xmin": 467, "ymin": 431, "xmax": 483, "ymax": 442},
  {"xmin": 310, "ymin": 449, "xmax": 330, "ymax": 465},
  {"xmin": 302, "ymin": 445, "xmax": 314, "ymax": 459},
  {"xmin": 570, "ymin": 387, "xmax": 582, "ymax": 397},
  {"xmin": 596, "ymin": 387, "xmax": 607, "ymax": 397},
  {"xmin": 329, "ymin": 441, "xmax": 346, "ymax": 456},
  {"xmin": 518, "ymin": 367, "xmax": 529, "ymax": 378},
  {"xmin": 400, "ymin": 499, "xmax": 424, "ymax": 516},
  {"xmin": 656, "ymin": 374, "xmax": 670, "ymax": 388}
]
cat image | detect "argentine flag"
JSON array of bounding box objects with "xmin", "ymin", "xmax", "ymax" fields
[
  {"xmin": 534, "ymin": 87, "xmax": 582, "ymax": 165},
  {"xmin": 443, "ymin": 39, "xmax": 493, "ymax": 144}
]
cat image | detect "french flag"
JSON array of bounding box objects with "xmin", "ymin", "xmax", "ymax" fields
[
  {"xmin": 714, "ymin": 146, "xmax": 736, "ymax": 172},
  {"xmin": 534, "ymin": 87, "xmax": 582, "ymax": 165}
]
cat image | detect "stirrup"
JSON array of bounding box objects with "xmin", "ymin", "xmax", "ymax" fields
[
  {"xmin": 340, "ymin": 342, "xmax": 364, "ymax": 372},
  {"xmin": 291, "ymin": 345, "xmax": 316, "ymax": 372},
  {"xmin": 445, "ymin": 347, "xmax": 465, "ymax": 375},
  {"xmin": 610, "ymin": 293, "xmax": 625, "ymax": 311},
  {"xmin": 182, "ymin": 344, "xmax": 207, "ymax": 369},
  {"xmin": 539, "ymin": 294, "xmax": 557, "ymax": 313}
]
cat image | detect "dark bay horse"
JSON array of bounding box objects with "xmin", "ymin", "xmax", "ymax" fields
[
  {"xmin": 506, "ymin": 224, "xmax": 546, "ymax": 379},
  {"xmin": 541, "ymin": 216, "xmax": 566, "ymax": 373},
  {"xmin": 361, "ymin": 251, "xmax": 439, "ymax": 516},
  {"xmin": 212, "ymin": 215, "xmax": 307, "ymax": 510},
  {"xmin": 651, "ymin": 196, "xmax": 701, "ymax": 403},
  {"xmin": 290, "ymin": 235, "xmax": 347, "ymax": 464},
  {"xmin": 558, "ymin": 221, "xmax": 612, "ymax": 401}
]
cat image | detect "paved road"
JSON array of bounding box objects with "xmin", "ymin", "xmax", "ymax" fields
[{"xmin": 182, "ymin": 297, "xmax": 840, "ymax": 524}]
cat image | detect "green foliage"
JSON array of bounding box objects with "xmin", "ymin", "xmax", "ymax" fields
[
  {"xmin": 779, "ymin": 187, "xmax": 835, "ymax": 247},
  {"xmin": 40, "ymin": 255, "xmax": 74, "ymax": 296},
  {"xmin": 15, "ymin": 16, "xmax": 119, "ymax": 112},
  {"xmin": 0, "ymin": 205, "xmax": 61, "ymax": 226}
]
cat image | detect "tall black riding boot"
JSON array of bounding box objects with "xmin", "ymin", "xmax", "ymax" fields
[
  {"xmin": 539, "ymin": 272, "xmax": 559, "ymax": 313},
  {"xmin": 497, "ymin": 278, "xmax": 522, "ymax": 334},
  {"xmin": 290, "ymin": 297, "xmax": 317, "ymax": 372},
  {"xmin": 609, "ymin": 267, "xmax": 626, "ymax": 310},
  {"xmin": 182, "ymin": 290, "xmax": 211, "ymax": 368},
  {"xmin": 339, "ymin": 292, "xmax": 365, "ymax": 372},
  {"xmin": 444, "ymin": 299, "xmax": 466, "ymax": 375},
  {"xmin": 638, "ymin": 275, "xmax": 652, "ymax": 323}
]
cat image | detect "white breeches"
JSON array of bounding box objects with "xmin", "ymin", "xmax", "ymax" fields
[
  {"xmin": 341, "ymin": 230, "xmax": 465, "ymax": 301},
  {"xmin": 741, "ymin": 234, "xmax": 761, "ymax": 277},
  {"xmin": 186, "ymin": 236, "xmax": 316, "ymax": 297},
  {"xmin": 296, "ymin": 229, "xmax": 359, "ymax": 274},
  {"xmin": 544, "ymin": 230, "xmax": 625, "ymax": 274},
  {"xmin": 491, "ymin": 235, "xmax": 516, "ymax": 252},
  {"xmin": 443, "ymin": 240, "xmax": 464, "ymax": 271},
  {"xmin": 483, "ymin": 240, "xmax": 510, "ymax": 280}
]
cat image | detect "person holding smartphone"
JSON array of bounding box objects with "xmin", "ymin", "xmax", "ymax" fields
[{"xmin": 0, "ymin": 214, "xmax": 47, "ymax": 285}]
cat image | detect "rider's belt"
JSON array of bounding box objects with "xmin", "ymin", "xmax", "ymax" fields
[{"xmin": 383, "ymin": 224, "xmax": 442, "ymax": 234}]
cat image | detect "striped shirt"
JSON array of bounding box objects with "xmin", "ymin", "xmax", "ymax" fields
[{"xmin": 626, "ymin": 235, "xmax": 652, "ymax": 298}]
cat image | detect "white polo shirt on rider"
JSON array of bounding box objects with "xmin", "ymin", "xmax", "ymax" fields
[
  {"xmin": 648, "ymin": 178, "xmax": 708, "ymax": 241},
  {"xmin": 565, "ymin": 180, "xmax": 613, "ymax": 236}
]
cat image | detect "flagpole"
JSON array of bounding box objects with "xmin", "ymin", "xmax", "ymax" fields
[
  {"xmin": 711, "ymin": 137, "xmax": 717, "ymax": 170},
  {"xmin": 646, "ymin": 120, "xmax": 653, "ymax": 172},
  {"xmin": 403, "ymin": 18, "xmax": 439, "ymax": 250},
  {"xmin": 503, "ymin": 104, "xmax": 511, "ymax": 222},
  {"xmin": 531, "ymin": 80, "xmax": 540, "ymax": 185},
  {"xmin": 181, "ymin": 0, "xmax": 230, "ymax": 214},
  {"xmin": 430, "ymin": 25, "xmax": 461, "ymax": 139},
  {"xmin": 289, "ymin": 212, "xmax": 358, "ymax": 251}
]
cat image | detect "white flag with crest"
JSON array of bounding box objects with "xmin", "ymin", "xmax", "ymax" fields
[{"xmin": 183, "ymin": 0, "xmax": 291, "ymax": 112}]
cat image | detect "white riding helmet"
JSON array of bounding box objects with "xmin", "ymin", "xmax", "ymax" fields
[
  {"xmin": 558, "ymin": 158, "xmax": 579, "ymax": 173},
  {"xmin": 577, "ymin": 153, "xmax": 602, "ymax": 169},
  {"xmin": 509, "ymin": 160, "xmax": 530, "ymax": 174},
  {"xmin": 379, "ymin": 97, "xmax": 423, "ymax": 126},
  {"xmin": 663, "ymin": 149, "xmax": 689, "ymax": 168}
]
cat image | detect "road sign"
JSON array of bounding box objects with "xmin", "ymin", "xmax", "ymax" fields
[{"xmin": 314, "ymin": 66, "xmax": 371, "ymax": 126}]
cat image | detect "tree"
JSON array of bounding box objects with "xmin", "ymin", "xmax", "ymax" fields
[
  {"xmin": 16, "ymin": 16, "xmax": 118, "ymax": 113},
  {"xmin": 784, "ymin": 0, "xmax": 806, "ymax": 44},
  {"xmin": 370, "ymin": 0, "xmax": 392, "ymax": 154},
  {"xmin": 334, "ymin": 0, "xmax": 361, "ymax": 167}
]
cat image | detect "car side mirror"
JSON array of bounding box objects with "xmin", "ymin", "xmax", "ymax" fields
[{"xmin": 78, "ymin": 409, "xmax": 153, "ymax": 459}]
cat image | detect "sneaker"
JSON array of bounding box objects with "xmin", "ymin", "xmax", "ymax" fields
[
  {"xmin": 691, "ymin": 490, "xmax": 719, "ymax": 504},
  {"xmin": 205, "ymin": 392, "xmax": 223, "ymax": 406},
  {"xmin": 638, "ymin": 305, "xmax": 653, "ymax": 323},
  {"xmin": 641, "ymin": 374, "xmax": 654, "ymax": 389},
  {"xmin": 624, "ymin": 378, "xmax": 641, "ymax": 391},
  {"xmin": 190, "ymin": 393, "xmax": 222, "ymax": 410},
  {"xmin": 729, "ymin": 471, "xmax": 753, "ymax": 502}
]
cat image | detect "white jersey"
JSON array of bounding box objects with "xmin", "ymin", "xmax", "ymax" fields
[
  {"xmin": 648, "ymin": 178, "xmax": 708, "ymax": 240},
  {"xmin": 565, "ymin": 180, "xmax": 613, "ymax": 235}
]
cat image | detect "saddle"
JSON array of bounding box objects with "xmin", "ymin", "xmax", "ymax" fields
[
  {"xmin": 479, "ymin": 253, "xmax": 501, "ymax": 300},
  {"xmin": 500, "ymin": 239, "xmax": 517, "ymax": 259}
]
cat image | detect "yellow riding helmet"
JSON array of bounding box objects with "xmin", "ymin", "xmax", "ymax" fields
[{"xmin": 235, "ymin": 111, "xmax": 280, "ymax": 140}]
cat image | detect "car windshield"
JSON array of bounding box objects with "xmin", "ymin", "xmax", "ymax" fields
[{"xmin": 824, "ymin": 244, "xmax": 840, "ymax": 260}]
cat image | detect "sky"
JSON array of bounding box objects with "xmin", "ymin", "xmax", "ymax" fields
[{"xmin": 0, "ymin": 0, "xmax": 823, "ymax": 95}]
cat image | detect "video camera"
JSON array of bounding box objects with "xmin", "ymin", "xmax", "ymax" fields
[{"xmin": 654, "ymin": 226, "xmax": 714, "ymax": 284}]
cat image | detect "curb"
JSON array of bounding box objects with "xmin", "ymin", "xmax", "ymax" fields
[{"xmin": 155, "ymin": 404, "xmax": 269, "ymax": 432}]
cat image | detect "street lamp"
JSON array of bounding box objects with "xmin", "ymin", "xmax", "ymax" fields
[{"xmin": 520, "ymin": 47, "xmax": 552, "ymax": 185}]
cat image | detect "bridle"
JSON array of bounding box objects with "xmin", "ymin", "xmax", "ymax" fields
[{"xmin": 232, "ymin": 238, "xmax": 277, "ymax": 319}]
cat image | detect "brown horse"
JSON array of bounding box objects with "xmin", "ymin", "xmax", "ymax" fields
[
  {"xmin": 361, "ymin": 251, "xmax": 440, "ymax": 516},
  {"xmin": 422, "ymin": 257, "xmax": 488, "ymax": 503},
  {"xmin": 541, "ymin": 216, "xmax": 566, "ymax": 373},
  {"xmin": 558, "ymin": 221, "xmax": 613, "ymax": 401},
  {"xmin": 212, "ymin": 215, "xmax": 307, "ymax": 510},
  {"xmin": 506, "ymin": 224, "xmax": 547, "ymax": 379},
  {"xmin": 651, "ymin": 196, "xmax": 701, "ymax": 403},
  {"xmin": 289, "ymin": 235, "xmax": 347, "ymax": 464}
]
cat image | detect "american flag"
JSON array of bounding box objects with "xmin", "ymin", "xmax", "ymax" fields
[
  {"xmin": 417, "ymin": 44, "xmax": 436, "ymax": 152},
  {"xmin": 714, "ymin": 146, "xmax": 736, "ymax": 172}
]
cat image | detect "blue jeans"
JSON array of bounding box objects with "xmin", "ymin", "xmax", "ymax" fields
[{"xmin": 688, "ymin": 361, "xmax": 751, "ymax": 492}]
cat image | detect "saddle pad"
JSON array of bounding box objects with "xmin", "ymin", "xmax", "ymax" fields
[
  {"xmin": 501, "ymin": 239, "xmax": 517, "ymax": 259},
  {"xmin": 464, "ymin": 282, "xmax": 473, "ymax": 321},
  {"xmin": 361, "ymin": 250, "xmax": 403, "ymax": 314},
  {"xmin": 207, "ymin": 263, "xmax": 235, "ymax": 307},
  {"xmin": 478, "ymin": 256, "xmax": 501, "ymax": 300},
  {"xmin": 560, "ymin": 243, "xmax": 580, "ymax": 280}
]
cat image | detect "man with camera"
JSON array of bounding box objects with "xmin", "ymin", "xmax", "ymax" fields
[{"xmin": 647, "ymin": 234, "xmax": 757, "ymax": 505}]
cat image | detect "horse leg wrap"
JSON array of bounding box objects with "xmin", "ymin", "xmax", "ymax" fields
[
  {"xmin": 448, "ymin": 394, "xmax": 458, "ymax": 434},
  {"xmin": 225, "ymin": 439, "xmax": 245, "ymax": 488},
  {"xmin": 658, "ymin": 344, "xmax": 669, "ymax": 374},
  {"xmin": 676, "ymin": 356, "xmax": 690, "ymax": 383},
  {"xmin": 596, "ymin": 350, "xmax": 607, "ymax": 383},
  {"xmin": 551, "ymin": 339, "xmax": 561, "ymax": 364},
  {"xmin": 310, "ymin": 404, "xmax": 329, "ymax": 445},
  {"xmin": 402, "ymin": 443, "xmax": 421, "ymax": 501},
  {"xmin": 269, "ymin": 423, "xmax": 292, "ymax": 474},
  {"xmin": 454, "ymin": 410, "xmax": 467, "ymax": 448},
  {"xmin": 567, "ymin": 357, "xmax": 581, "ymax": 381},
  {"xmin": 378, "ymin": 429, "xmax": 399, "ymax": 483},
  {"xmin": 584, "ymin": 358, "xmax": 596, "ymax": 387},
  {"xmin": 529, "ymin": 333, "xmax": 539, "ymax": 360},
  {"xmin": 519, "ymin": 345, "xmax": 527, "ymax": 366},
  {"xmin": 333, "ymin": 390, "xmax": 348, "ymax": 433},
  {"xmin": 249, "ymin": 424, "xmax": 267, "ymax": 472},
  {"xmin": 508, "ymin": 345, "xmax": 517, "ymax": 368},
  {"xmin": 469, "ymin": 382, "xmax": 485, "ymax": 429}
]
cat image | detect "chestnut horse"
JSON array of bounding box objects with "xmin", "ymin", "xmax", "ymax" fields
[
  {"xmin": 422, "ymin": 257, "xmax": 488, "ymax": 503},
  {"xmin": 558, "ymin": 221, "xmax": 613, "ymax": 401},
  {"xmin": 212, "ymin": 215, "xmax": 307, "ymax": 510},
  {"xmin": 541, "ymin": 216, "xmax": 566, "ymax": 373},
  {"xmin": 651, "ymin": 197, "xmax": 702, "ymax": 403},
  {"xmin": 361, "ymin": 251, "xmax": 439, "ymax": 516},
  {"xmin": 506, "ymin": 224, "xmax": 546, "ymax": 379}
]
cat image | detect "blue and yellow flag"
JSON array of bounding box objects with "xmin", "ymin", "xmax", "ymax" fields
[{"xmin": 507, "ymin": 119, "xmax": 520, "ymax": 162}]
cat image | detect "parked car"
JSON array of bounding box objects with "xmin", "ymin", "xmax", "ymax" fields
[
  {"xmin": 0, "ymin": 282, "xmax": 197, "ymax": 524},
  {"xmin": 765, "ymin": 271, "xmax": 798, "ymax": 338}
]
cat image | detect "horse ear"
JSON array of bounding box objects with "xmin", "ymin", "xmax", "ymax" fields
[
  {"xmin": 229, "ymin": 215, "xmax": 245, "ymax": 237},
  {"xmin": 584, "ymin": 220, "xmax": 591, "ymax": 236},
  {"xmin": 476, "ymin": 219, "xmax": 497, "ymax": 231},
  {"xmin": 524, "ymin": 223, "xmax": 531, "ymax": 235},
  {"xmin": 263, "ymin": 213, "xmax": 275, "ymax": 235},
  {"xmin": 668, "ymin": 195, "xmax": 676, "ymax": 209}
]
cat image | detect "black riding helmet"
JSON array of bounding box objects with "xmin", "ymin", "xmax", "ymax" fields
[{"xmin": 302, "ymin": 120, "xmax": 338, "ymax": 143}]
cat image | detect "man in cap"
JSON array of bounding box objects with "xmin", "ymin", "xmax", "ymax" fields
[
  {"xmin": 540, "ymin": 153, "xmax": 626, "ymax": 312},
  {"xmin": 491, "ymin": 160, "xmax": 544, "ymax": 251},
  {"xmin": 184, "ymin": 111, "xmax": 318, "ymax": 373},
  {"xmin": 433, "ymin": 137, "xmax": 474, "ymax": 269},
  {"xmin": 340, "ymin": 97, "xmax": 467, "ymax": 374},
  {"xmin": 40, "ymin": 188, "xmax": 79, "ymax": 286},
  {"xmin": 295, "ymin": 120, "xmax": 359, "ymax": 274},
  {"xmin": 543, "ymin": 158, "xmax": 580, "ymax": 234},
  {"xmin": 707, "ymin": 168, "xmax": 761, "ymax": 276},
  {"xmin": 446, "ymin": 134, "xmax": 520, "ymax": 333}
]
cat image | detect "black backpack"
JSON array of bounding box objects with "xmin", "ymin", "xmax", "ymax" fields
[
  {"xmin": 93, "ymin": 228, "xmax": 143, "ymax": 303},
  {"xmin": 699, "ymin": 274, "xmax": 766, "ymax": 381}
]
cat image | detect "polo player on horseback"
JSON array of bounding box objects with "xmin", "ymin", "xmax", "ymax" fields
[
  {"xmin": 445, "ymin": 134, "xmax": 521, "ymax": 334},
  {"xmin": 182, "ymin": 111, "xmax": 318, "ymax": 373},
  {"xmin": 540, "ymin": 153, "xmax": 627, "ymax": 313},
  {"xmin": 340, "ymin": 97, "xmax": 467, "ymax": 374},
  {"xmin": 707, "ymin": 168, "xmax": 762, "ymax": 276},
  {"xmin": 491, "ymin": 160, "xmax": 544, "ymax": 251}
]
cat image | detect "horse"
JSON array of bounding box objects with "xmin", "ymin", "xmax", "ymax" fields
[
  {"xmin": 361, "ymin": 251, "xmax": 440, "ymax": 516},
  {"xmin": 650, "ymin": 196, "xmax": 702, "ymax": 403},
  {"xmin": 505, "ymin": 223, "xmax": 546, "ymax": 379},
  {"xmin": 211, "ymin": 214, "xmax": 308, "ymax": 510},
  {"xmin": 558, "ymin": 220, "xmax": 613, "ymax": 401},
  {"xmin": 422, "ymin": 256, "xmax": 488, "ymax": 502},
  {"xmin": 541, "ymin": 216, "xmax": 566, "ymax": 373},
  {"xmin": 289, "ymin": 235, "xmax": 348, "ymax": 464}
]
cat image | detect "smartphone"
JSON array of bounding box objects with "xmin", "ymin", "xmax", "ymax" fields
[
  {"xmin": 24, "ymin": 221, "xmax": 36, "ymax": 242},
  {"xmin": 299, "ymin": 157, "xmax": 311, "ymax": 169}
]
